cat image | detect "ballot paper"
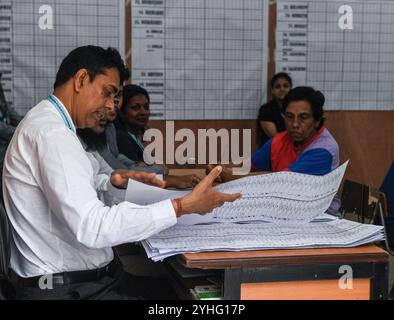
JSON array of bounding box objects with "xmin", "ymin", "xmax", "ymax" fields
[
  {"xmin": 124, "ymin": 161, "xmax": 385, "ymax": 261},
  {"xmin": 125, "ymin": 179, "xmax": 214, "ymax": 225},
  {"xmin": 126, "ymin": 161, "xmax": 349, "ymax": 224},
  {"xmin": 142, "ymin": 217, "xmax": 384, "ymax": 262},
  {"xmin": 125, "ymin": 179, "xmax": 189, "ymax": 206}
]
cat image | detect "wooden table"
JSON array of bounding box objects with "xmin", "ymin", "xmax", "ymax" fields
[{"xmin": 177, "ymin": 245, "xmax": 389, "ymax": 300}]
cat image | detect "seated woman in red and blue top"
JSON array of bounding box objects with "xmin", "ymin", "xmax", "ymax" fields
[
  {"xmin": 252, "ymin": 86, "xmax": 340, "ymax": 216},
  {"xmin": 210, "ymin": 86, "xmax": 341, "ymax": 216},
  {"xmin": 252, "ymin": 86, "xmax": 339, "ymax": 176}
]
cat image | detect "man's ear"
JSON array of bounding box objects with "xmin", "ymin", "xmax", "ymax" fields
[{"xmin": 74, "ymin": 69, "xmax": 89, "ymax": 93}]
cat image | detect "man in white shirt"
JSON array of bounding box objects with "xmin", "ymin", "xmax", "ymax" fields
[{"xmin": 2, "ymin": 46, "xmax": 240, "ymax": 299}]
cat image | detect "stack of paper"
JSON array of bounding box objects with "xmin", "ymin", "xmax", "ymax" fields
[
  {"xmin": 125, "ymin": 161, "xmax": 385, "ymax": 261},
  {"xmin": 141, "ymin": 216, "xmax": 384, "ymax": 261}
]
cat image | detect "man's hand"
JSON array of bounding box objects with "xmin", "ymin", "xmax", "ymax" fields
[
  {"xmin": 165, "ymin": 174, "xmax": 201, "ymax": 189},
  {"xmin": 110, "ymin": 169, "xmax": 166, "ymax": 189},
  {"xmin": 172, "ymin": 166, "xmax": 241, "ymax": 217}
]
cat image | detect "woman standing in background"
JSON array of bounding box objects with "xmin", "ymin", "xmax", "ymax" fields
[{"xmin": 257, "ymin": 72, "xmax": 292, "ymax": 147}]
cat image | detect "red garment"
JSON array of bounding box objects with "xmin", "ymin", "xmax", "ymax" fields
[{"xmin": 270, "ymin": 127, "xmax": 325, "ymax": 172}]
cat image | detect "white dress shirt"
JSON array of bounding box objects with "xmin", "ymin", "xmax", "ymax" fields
[
  {"xmin": 2, "ymin": 97, "xmax": 177, "ymax": 277},
  {"xmin": 80, "ymin": 139, "xmax": 126, "ymax": 206}
]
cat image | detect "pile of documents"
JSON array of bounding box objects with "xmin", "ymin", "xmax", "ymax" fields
[
  {"xmin": 125, "ymin": 161, "xmax": 385, "ymax": 261},
  {"xmin": 141, "ymin": 215, "xmax": 383, "ymax": 261}
]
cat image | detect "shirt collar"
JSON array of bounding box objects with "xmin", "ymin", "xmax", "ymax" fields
[{"xmin": 49, "ymin": 94, "xmax": 76, "ymax": 133}]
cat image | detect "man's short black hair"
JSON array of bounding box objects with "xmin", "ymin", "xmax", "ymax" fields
[
  {"xmin": 271, "ymin": 72, "xmax": 293, "ymax": 88},
  {"xmin": 283, "ymin": 86, "xmax": 326, "ymax": 129},
  {"xmin": 53, "ymin": 46, "xmax": 130, "ymax": 89}
]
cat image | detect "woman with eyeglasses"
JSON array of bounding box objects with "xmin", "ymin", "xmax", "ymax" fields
[
  {"xmin": 257, "ymin": 72, "xmax": 293, "ymax": 147},
  {"xmin": 208, "ymin": 86, "xmax": 341, "ymax": 216}
]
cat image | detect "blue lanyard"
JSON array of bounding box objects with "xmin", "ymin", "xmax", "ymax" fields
[
  {"xmin": 127, "ymin": 131, "xmax": 145, "ymax": 151},
  {"xmin": 0, "ymin": 110, "xmax": 7, "ymax": 124},
  {"xmin": 47, "ymin": 94, "xmax": 74, "ymax": 132}
]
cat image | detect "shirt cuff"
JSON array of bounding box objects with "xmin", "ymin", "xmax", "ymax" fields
[
  {"xmin": 148, "ymin": 199, "xmax": 177, "ymax": 229},
  {"xmin": 96, "ymin": 174, "xmax": 111, "ymax": 192},
  {"xmin": 105, "ymin": 179, "xmax": 123, "ymax": 194},
  {"xmin": 103, "ymin": 180, "xmax": 127, "ymax": 205}
]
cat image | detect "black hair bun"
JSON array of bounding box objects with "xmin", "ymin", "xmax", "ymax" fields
[
  {"xmin": 314, "ymin": 90, "xmax": 325, "ymax": 108},
  {"xmin": 296, "ymin": 87, "xmax": 325, "ymax": 108}
]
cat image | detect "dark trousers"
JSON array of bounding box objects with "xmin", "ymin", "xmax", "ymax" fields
[{"xmin": 14, "ymin": 259, "xmax": 178, "ymax": 300}]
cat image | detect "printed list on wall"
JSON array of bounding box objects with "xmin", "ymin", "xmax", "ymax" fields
[
  {"xmin": 276, "ymin": 0, "xmax": 394, "ymax": 110},
  {"xmin": 0, "ymin": 0, "xmax": 124, "ymax": 115},
  {"xmin": 131, "ymin": 0, "xmax": 269, "ymax": 120}
]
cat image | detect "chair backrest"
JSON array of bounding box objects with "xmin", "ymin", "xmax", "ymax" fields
[
  {"xmin": 0, "ymin": 201, "xmax": 12, "ymax": 299},
  {"xmin": 341, "ymin": 179, "xmax": 394, "ymax": 256},
  {"xmin": 380, "ymin": 161, "xmax": 394, "ymax": 224},
  {"xmin": 341, "ymin": 179, "xmax": 387, "ymax": 224}
]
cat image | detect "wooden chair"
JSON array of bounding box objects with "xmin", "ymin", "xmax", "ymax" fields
[{"xmin": 341, "ymin": 179, "xmax": 393, "ymax": 255}]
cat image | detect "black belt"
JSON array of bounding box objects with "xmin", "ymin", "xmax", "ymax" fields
[{"xmin": 18, "ymin": 258, "xmax": 119, "ymax": 288}]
